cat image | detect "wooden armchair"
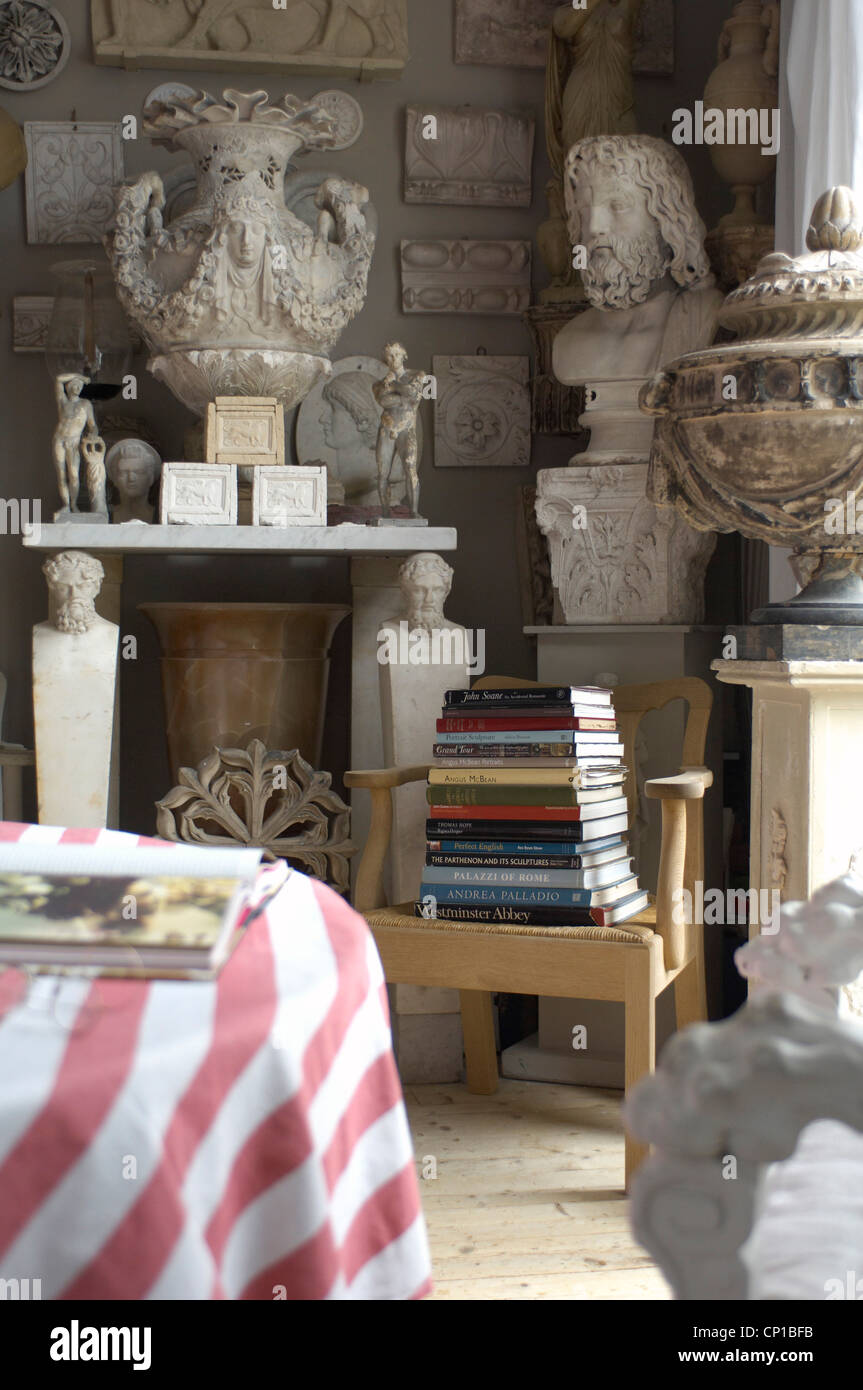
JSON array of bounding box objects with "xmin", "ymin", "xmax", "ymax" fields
[{"xmin": 346, "ymin": 676, "xmax": 713, "ymax": 1187}]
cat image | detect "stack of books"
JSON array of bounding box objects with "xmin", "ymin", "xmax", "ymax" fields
[{"xmin": 416, "ymin": 684, "xmax": 648, "ymax": 928}]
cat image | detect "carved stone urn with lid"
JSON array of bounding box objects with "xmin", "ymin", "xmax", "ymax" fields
[
  {"xmin": 108, "ymin": 88, "xmax": 376, "ymax": 416},
  {"xmin": 642, "ymin": 187, "xmax": 863, "ymax": 624}
]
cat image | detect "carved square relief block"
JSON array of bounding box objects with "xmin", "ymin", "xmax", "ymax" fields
[
  {"xmin": 24, "ymin": 121, "xmax": 124, "ymax": 244},
  {"xmin": 12, "ymin": 295, "xmax": 54, "ymax": 351},
  {"xmin": 405, "ymin": 106, "xmax": 534, "ymax": 207},
  {"xmin": 161, "ymin": 463, "xmax": 237, "ymax": 525},
  {"xmin": 433, "ymin": 356, "xmax": 531, "ymax": 468},
  {"xmin": 401, "ymin": 240, "xmax": 531, "ymax": 315},
  {"xmin": 454, "ymin": 0, "xmax": 673, "ymax": 75},
  {"xmin": 253, "ymin": 466, "xmax": 327, "ymax": 527},
  {"xmin": 205, "ymin": 397, "xmax": 285, "ymax": 468},
  {"xmin": 90, "ymin": 0, "xmax": 409, "ymax": 79}
]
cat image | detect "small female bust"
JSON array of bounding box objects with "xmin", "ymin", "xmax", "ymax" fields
[{"xmin": 105, "ymin": 438, "xmax": 162, "ymax": 523}]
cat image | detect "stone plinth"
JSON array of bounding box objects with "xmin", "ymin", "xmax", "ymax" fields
[
  {"xmin": 713, "ymin": 658, "xmax": 863, "ymax": 914},
  {"xmin": 535, "ymin": 461, "xmax": 716, "ymax": 625}
]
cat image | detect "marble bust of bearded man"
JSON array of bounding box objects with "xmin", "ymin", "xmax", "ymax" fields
[{"xmin": 553, "ymin": 134, "xmax": 723, "ymax": 389}]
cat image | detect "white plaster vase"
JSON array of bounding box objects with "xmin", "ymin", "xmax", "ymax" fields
[{"xmin": 108, "ymin": 89, "xmax": 376, "ymax": 417}]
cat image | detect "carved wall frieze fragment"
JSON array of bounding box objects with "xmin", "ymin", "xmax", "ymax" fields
[
  {"xmin": 252, "ymin": 465, "xmax": 327, "ymax": 526},
  {"xmin": 400, "ymin": 240, "xmax": 531, "ymax": 315},
  {"xmin": 404, "ymin": 105, "xmax": 534, "ymax": 207},
  {"xmin": 155, "ymin": 740, "xmax": 355, "ymax": 895},
  {"xmin": 205, "ymin": 396, "xmax": 285, "ymax": 468},
  {"xmin": 12, "ymin": 294, "xmax": 53, "ymax": 351},
  {"xmin": 24, "ymin": 121, "xmax": 123, "ymax": 245},
  {"xmin": 160, "ymin": 462, "xmax": 237, "ymax": 525},
  {"xmin": 433, "ymin": 355, "xmax": 530, "ymax": 468},
  {"xmin": 91, "ymin": 0, "xmax": 409, "ymax": 79}
]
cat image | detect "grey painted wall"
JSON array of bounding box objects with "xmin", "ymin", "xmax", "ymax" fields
[{"xmin": 0, "ymin": 0, "xmax": 737, "ymax": 831}]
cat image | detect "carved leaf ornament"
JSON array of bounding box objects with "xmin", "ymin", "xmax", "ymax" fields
[{"xmin": 156, "ymin": 740, "xmax": 355, "ymax": 894}]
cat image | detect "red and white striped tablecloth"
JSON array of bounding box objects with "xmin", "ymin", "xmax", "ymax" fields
[{"xmin": 0, "ymin": 824, "xmax": 432, "ymax": 1300}]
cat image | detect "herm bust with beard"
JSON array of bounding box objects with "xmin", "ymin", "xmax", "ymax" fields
[{"xmin": 553, "ymin": 134, "xmax": 722, "ymax": 445}]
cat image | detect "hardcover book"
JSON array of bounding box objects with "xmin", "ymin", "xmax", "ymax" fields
[
  {"xmin": 414, "ymin": 890, "xmax": 650, "ymax": 927},
  {"xmin": 426, "ymin": 813, "xmax": 629, "ymax": 841},
  {"xmin": 426, "ymin": 786, "xmax": 628, "ymax": 809},
  {"xmin": 428, "ymin": 766, "xmax": 627, "ymax": 788},
  {"xmin": 426, "ymin": 837, "xmax": 628, "ymax": 860},
  {"xmin": 428, "ymin": 799, "xmax": 628, "ymax": 821},
  {"xmin": 444, "ymin": 687, "xmax": 612, "ymax": 707},
  {"xmin": 437, "ymin": 716, "xmax": 616, "ymax": 732},
  {"xmin": 419, "ymin": 876, "xmax": 638, "ymax": 908},
  {"xmin": 0, "ymin": 843, "xmax": 286, "ymax": 978},
  {"xmin": 422, "ymin": 860, "xmax": 633, "ymax": 888}
]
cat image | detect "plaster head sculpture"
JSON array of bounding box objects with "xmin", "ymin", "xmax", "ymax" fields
[
  {"xmin": 43, "ymin": 550, "xmax": 105, "ymax": 634},
  {"xmin": 399, "ymin": 552, "xmax": 453, "ymax": 632},
  {"xmin": 553, "ymin": 134, "xmax": 723, "ymax": 386},
  {"xmin": 106, "ymin": 439, "xmax": 162, "ymax": 523},
  {"xmin": 320, "ymin": 370, "xmax": 388, "ymax": 503}
]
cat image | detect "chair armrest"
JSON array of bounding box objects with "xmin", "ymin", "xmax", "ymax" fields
[
  {"xmin": 344, "ymin": 765, "xmax": 431, "ymax": 791},
  {"xmin": 647, "ymin": 769, "xmax": 713, "ymax": 972},
  {"xmin": 645, "ymin": 768, "xmax": 713, "ymax": 801},
  {"xmin": 345, "ymin": 764, "xmax": 431, "ymax": 913}
]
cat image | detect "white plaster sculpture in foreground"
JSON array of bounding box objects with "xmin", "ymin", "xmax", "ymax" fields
[
  {"xmin": 52, "ymin": 373, "xmax": 108, "ymax": 520},
  {"xmin": 372, "ymin": 342, "xmax": 425, "ymax": 520},
  {"xmin": 626, "ymin": 870, "xmax": 863, "ymax": 1300},
  {"xmin": 107, "ymin": 88, "xmax": 376, "ymax": 416},
  {"xmin": 536, "ymin": 135, "xmax": 721, "ymax": 624},
  {"xmin": 106, "ymin": 439, "xmax": 162, "ymax": 523},
  {"xmin": 33, "ymin": 552, "xmax": 119, "ymax": 828},
  {"xmin": 378, "ymin": 552, "xmax": 472, "ymax": 1082}
]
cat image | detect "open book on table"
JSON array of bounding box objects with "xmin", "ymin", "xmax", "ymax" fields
[{"xmin": 0, "ymin": 838, "xmax": 288, "ymax": 979}]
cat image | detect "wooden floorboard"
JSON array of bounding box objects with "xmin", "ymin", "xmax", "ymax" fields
[{"xmin": 404, "ymin": 1078, "xmax": 671, "ymax": 1302}]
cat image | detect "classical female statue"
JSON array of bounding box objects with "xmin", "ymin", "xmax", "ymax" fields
[{"xmin": 540, "ymin": 0, "xmax": 644, "ymax": 299}]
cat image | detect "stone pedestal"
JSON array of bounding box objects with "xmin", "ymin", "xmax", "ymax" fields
[
  {"xmin": 33, "ymin": 619, "xmax": 119, "ymax": 828},
  {"xmin": 378, "ymin": 615, "xmax": 470, "ymax": 1084},
  {"xmin": 501, "ymin": 623, "xmax": 724, "ymax": 1088},
  {"xmin": 713, "ymin": 657, "xmax": 863, "ymax": 916},
  {"xmin": 535, "ymin": 461, "xmax": 716, "ymax": 625}
]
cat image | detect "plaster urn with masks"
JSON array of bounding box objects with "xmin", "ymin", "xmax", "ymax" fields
[
  {"xmin": 641, "ymin": 186, "xmax": 863, "ymax": 630},
  {"xmin": 107, "ymin": 88, "xmax": 376, "ymax": 417},
  {"xmin": 535, "ymin": 134, "xmax": 722, "ymax": 624}
]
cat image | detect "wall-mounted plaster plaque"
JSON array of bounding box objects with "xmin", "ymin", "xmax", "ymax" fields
[
  {"xmin": 401, "ymin": 240, "xmax": 531, "ymax": 315},
  {"xmin": 433, "ymin": 355, "xmax": 531, "ymax": 468},
  {"xmin": 405, "ymin": 105, "xmax": 534, "ymax": 207},
  {"xmin": 253, "ymin": 465, "xmax": 327, "ymax": 526},
  {"xmin": 0, "ymin": 0, "xmax": 70, "ymax": 91},
  {"xmin": 91, "ymin": 0, "xmax": 409, "ymax": 80},
  {"xmin": 12, "ymin": 295, "xmax": 53, "ymax": 351},
  {"xmin": 24, "ymin": 121, "xmax": 124, "ymax": 244},
  {"xmin": 161, "ymin": 463, "xmax": 237, "ymax": 525},
  {"xmin": 454, "ymin": 0, "xmax": 673, "ymax": 76}
]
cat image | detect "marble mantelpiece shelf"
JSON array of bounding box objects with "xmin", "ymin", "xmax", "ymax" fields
[
  {"xmin": 23, "ymin": 523, "xmax": 457, "ymax": 557},
  {"xmin": 525, "ymin": 624, "xmax": 724, "ymax": 636}
]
